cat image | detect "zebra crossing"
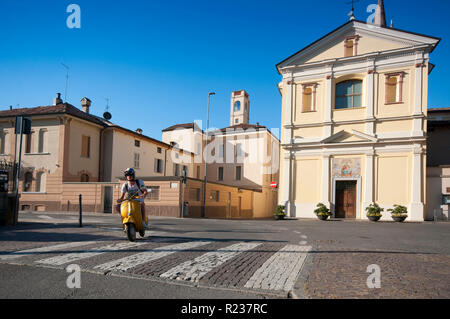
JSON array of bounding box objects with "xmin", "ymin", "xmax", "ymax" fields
[{"xmin": 0, "ymin": 237, "xmax": 311, "ymax": 293}]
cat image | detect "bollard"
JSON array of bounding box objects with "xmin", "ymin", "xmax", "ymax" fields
[{"xmin": 79, "ymin": 194, "xmax": 82, "ymax": 227}]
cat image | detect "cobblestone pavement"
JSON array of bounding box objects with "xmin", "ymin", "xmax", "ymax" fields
[{"xmin": 304, "ymin": 242, "xmax": 450, "ymax": 299}]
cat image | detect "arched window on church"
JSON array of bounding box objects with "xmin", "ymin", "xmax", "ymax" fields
[{"xmin": 335, "ymin": 80, "xmax": 362, "ymax": 109}]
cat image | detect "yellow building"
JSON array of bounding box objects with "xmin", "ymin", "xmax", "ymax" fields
[{"xmin": 277, "ymin": 1, "xmax": 440, "ymax": 221}]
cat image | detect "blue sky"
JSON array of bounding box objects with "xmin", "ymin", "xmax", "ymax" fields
[{"xmin": 0, "ymin": 0, "xmax": 449, "ymax": 139}]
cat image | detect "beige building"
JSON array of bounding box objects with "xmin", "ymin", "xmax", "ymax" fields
[
  {"xmin": 277, "ymin": 1, "xmax": 440, "ymax": 221},
  {"xmin": 0, "ymin": 92, "xmax": 275, "ymax": 219},
  {"xmin": 162, "ymin": 90, "xmax": 280, "ymax": 217},
  {"xmin": 0, "ymin": 94, "xmax": 195, "ymax": 213}
]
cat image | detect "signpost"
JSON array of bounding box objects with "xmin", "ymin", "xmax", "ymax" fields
[
  {"xmin": 181, "ymin": 169, "xmax": 187, "ymax": 218},
  {"xmin": 13, "ymin": 116, "xmax": 32, "ymax": 225}
]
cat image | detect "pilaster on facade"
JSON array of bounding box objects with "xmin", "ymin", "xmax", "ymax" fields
[
  {"xmin": 321, "ymin": 155, "xmax": 331, "ymax": 209},
  {"xmin": 282, "ymin": 150, "xmax": 295, "ymax": 217},
  {"xmin": 410, "ymin": 144, "xmax": 425, "ymax": 221},
  {"xmin": 282, "ymin": 77, "xmax": 294, "ymax": 146},
  {"xmin": 363, "ymin": 153, "xmax": 375, "ymax": 210},
  {"xmin": 324, "ymin": 66, "xmax": 334, "ymax": 139}
]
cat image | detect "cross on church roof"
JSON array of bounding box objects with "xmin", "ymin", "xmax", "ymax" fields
[{"xmin": 346, "ymin": 0, "xmax": 360, "ymax": 20}]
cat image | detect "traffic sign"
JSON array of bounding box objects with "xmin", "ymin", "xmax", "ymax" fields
[{"xmin": 270, "ymin": 182, "xmax": 278, "ymax": 189}]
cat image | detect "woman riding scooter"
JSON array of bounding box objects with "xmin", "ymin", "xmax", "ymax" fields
[{"xmin": 116, "ymin": 168, "xmax": 148, "ymax": 229}]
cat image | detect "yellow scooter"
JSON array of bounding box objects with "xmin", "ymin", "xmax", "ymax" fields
[{"xmin": 120, "ymin": 194, "xmax": 148, "ymax": 242}]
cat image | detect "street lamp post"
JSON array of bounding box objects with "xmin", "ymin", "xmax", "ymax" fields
[{"xmin": 202, "ymin": 92, "xmax": 215, "ymax": 218}]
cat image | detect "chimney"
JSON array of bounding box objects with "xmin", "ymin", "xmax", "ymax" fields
[
  {"xmin": 136, "ymin": 128, "xmax": 143, "ymax": 135},
  {"xmin": 81, "ymin": 97, "xmax": 91, "ymax": 113},
  {"xmin": 53, "ymin": 93, "xmax": 63, "ymax": 105}
]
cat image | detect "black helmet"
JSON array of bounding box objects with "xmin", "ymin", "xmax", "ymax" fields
[{"xmin": 124, "ymin": 168, "xmax": 135, "ymax": 179}]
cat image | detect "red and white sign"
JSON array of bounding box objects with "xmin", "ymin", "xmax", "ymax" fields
[{"xmin": 270, "ymin": 182, "xmax": 278, "ymax": 189}]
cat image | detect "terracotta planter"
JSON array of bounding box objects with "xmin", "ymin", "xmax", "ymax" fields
[
  {"xmin": 392, "ymin": 216, "xmax": 407, "ymax": 223},
  {"xmin": 317, "ymin": 214, "xmax": 329, "ymax": 221},
  {"xmin": 368, "ymin": 215, "xmax": 381, "ymax": 222}
]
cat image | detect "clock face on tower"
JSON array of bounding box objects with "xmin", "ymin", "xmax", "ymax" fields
[{"xmin": 234, "ymin": 101, "xmax": 241, "ymax": 112}]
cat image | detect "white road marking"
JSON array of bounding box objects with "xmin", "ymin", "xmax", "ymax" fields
[
  {"xmin": 0, "ymin": 241, "xmax": 96, "ymax": 261},
  {"xmin": 299, "ymin": 241, "xmax": 308, "ymax": 245},
  {"xmin": 37, "ymin": 215, "xmax": 54, "ymax": 220},
  {"xmin": 160, "ymin": 242, "xmax": 261, "ymax": 282},
  {"xmin": 244, "ymin": 244, "xmax": 311, "ymax": 292},
  {"xmin": 35, "ymin": 241, "xmax": 145, "ymax": 266},
  {"xmin": 94, "ymin": 241, "xmax": 211, "ymax": 272},
  {"xmin": 301, "ymin": 235, "xmax": 307, "ymax": 239},
  {"xmin": 294, "ymin": 231, "xmax": 301, "ymax": 234}
]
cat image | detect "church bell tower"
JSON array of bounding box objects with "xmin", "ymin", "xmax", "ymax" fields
[{"xmin": 230, "ymin": 90, "xmax": 250, "ymax": 126}]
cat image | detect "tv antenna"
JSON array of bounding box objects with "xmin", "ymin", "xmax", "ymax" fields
[{"xmin": 61, "ymin": 63, "xmax": 70, "ymax": 102}]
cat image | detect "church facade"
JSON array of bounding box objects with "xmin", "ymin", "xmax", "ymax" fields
[{"xmin": 277, "ymin": 3, "xmax": 440, "ymax": 221}]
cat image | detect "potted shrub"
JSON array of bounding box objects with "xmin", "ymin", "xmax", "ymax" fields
[
  {"xmin": 273, "ymin": 205, "xmax": 286, "ymax": 220},
  {"xmin": 366, "ymin": 203, "xmax": 383, "ymax": 222},
  {"xmin": 388, "ymin": 205, "xmax": 408, "ymax": 222},
  {"xmin": 314, "ymin": 203, "xmax": 331, "ymax": 221}
]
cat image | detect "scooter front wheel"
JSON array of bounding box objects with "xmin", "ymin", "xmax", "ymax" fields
[{"xmin": 125, "ymin": 223, "xmax": 136, "ymax": 242}]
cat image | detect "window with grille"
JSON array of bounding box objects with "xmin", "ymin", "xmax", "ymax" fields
[
  {"xmin": 210, "ymin": 190, "xmax": 219, "ymax": 202},
  {"xmin": 147, "ymin": 186, "xmax": 160, "ymax": 201}
]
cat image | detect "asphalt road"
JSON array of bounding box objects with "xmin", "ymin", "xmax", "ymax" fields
[{"xmin": 0, "ymin": 211, "xmax": 449, "ymax": 299}]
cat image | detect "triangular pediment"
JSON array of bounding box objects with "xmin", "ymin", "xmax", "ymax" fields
[
  {"xmin": 321, "ymin": 130, "xmax": 378, "ymax": 144},
  {"xmin": 277, "ymin": 20, "xmax": 440, "ymax": 70}
]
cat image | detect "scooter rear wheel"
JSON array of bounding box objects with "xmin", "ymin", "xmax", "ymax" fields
[
  {"xmin": 125, "ymin": 223, "xmax": 136, "ymax": 242},
  {"xmin": 139, "ymin": 229, "xmax": 145, "ymax": 238}
]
